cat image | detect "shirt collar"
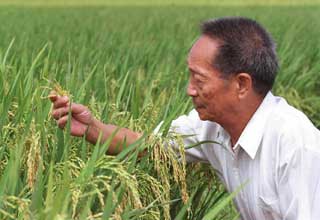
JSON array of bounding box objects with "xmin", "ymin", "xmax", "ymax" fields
[{"xmin": 234, "ymin": 91, "xmax": 276, "ymax": 159}]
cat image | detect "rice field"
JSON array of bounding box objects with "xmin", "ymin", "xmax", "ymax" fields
[{"xmin": 0, "ymin": 1, "xmax": 319, "ymax": 219}]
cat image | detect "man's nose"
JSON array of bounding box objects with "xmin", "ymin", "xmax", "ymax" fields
[{"xmin": 187, "ymin": 81, "xmax": 198, "ymax": 97}]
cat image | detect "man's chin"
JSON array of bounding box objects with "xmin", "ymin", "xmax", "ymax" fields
[{"xmin": 195, "ymin": 108, "xmax": 208, "ymax": 121}]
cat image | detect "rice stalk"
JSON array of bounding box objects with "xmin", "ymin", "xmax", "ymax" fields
[{"xmin": 25, "ymin": 119, "xmax": 42, "ymax": 191}]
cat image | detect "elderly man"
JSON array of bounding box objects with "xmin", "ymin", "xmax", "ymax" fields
[{"xmin": 50, "ymin": 17, "xmax": 320, "ymax": 220}]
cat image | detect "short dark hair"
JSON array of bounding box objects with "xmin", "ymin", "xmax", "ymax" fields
[{"xmin": 201, "ymin": 17, "xmax": 279, "ymax": 96}]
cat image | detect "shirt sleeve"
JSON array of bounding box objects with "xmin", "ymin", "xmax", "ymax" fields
[
  {"xmin": 277, "ymin": 134, "xmax": 320, "ymax": 220},
  {"xmin": 154, "ymin": 109, "xmax": 209, "ymax": 163}
]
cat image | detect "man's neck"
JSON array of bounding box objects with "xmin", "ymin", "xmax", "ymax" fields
[{"xmin": 223, "ymin": 97, "xmax": 263, "ymax": 147}]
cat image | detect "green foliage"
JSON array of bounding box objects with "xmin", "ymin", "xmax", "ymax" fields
[
  {"xmin": 0, "ymin": 4, "xmax": 319, "ymax": 220},
  {"xmin": 0, "ymin": 0, "xmax": 320, "ymax": 6}
]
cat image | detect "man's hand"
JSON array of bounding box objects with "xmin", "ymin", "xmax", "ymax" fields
[
  {"xmin": 49, "ymin": 91, "xmax": 93, "ymax": 137},
  {"xmin": 49, "ymin": 91, "xmax": 142, "ymax": 155}
]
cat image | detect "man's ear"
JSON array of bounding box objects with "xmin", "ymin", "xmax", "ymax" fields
[{"xmin": 235, "ymin": 73, "xmax": 252, "ymax": 99}]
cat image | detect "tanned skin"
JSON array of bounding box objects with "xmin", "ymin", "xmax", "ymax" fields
[{"xmin": 187, "ymin": 35, "xmax": 264, "ymax": 146}]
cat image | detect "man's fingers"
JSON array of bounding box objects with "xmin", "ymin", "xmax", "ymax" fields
[
  {"xmin": 57, "ymin": 115, "xmax": 68, "ymax": 129},
  {"xmin": 52, "ymin": 106, "xmax": 70, "ymax": 120},
  {"xmin": 53, "ymin": 96, "xmax": 69, "ymax": 108},
  {"xmin": 52, "ymin": 103, "xmax": 88, "ymax": 120},
  {"xmin": 49, "ymin": 90, "xmax": 58, "ymax": 102}
]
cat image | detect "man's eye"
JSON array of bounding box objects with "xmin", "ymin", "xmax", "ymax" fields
[{"xmin": 195, "ymin": 78, "xmax": 204, "ymax": 84}]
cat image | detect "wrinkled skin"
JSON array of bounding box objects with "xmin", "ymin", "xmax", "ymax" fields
[
  {"xmin": 187, "ymin": 35, "xmax": 239, "ymax": 124},
  {"xmin": 50, "ymin": 93, "xmax": 93, "ymax": 137}
]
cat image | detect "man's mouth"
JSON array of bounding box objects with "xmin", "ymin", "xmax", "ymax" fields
[
  {"xmin": 192, "ymin": 99, "xmax": 205, "ymax": 109},
  {"xmin": 193, "ymin": 103, "xmax": 205, "ymax": 109}
]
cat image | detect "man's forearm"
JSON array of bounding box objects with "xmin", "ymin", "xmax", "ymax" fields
[{"xmin": 86, "ymin": 118, "xmax": 142, "ymax": 155}]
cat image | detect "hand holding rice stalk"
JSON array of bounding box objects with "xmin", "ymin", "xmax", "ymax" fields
[
  {"xmin": 46, "ymin": 80, "xmax": 94, "ymax": 137},
  {"xmin": 45, "ymin": 79, "xmax": 142, "ymax": 155}
]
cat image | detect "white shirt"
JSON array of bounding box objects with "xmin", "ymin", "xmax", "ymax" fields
[{"xmin": 164, "ymin": 92, "xmax": 320, "ymax": 220}]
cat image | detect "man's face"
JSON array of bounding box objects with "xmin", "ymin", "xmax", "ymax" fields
[{"xmin": 187, "ymin": 35, "xmax": 237, "ymax": 123}]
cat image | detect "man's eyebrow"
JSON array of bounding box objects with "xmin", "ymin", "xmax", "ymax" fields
[{"xmin": 188, "ymin": 67, "xmax": 206, "ymax": 76}]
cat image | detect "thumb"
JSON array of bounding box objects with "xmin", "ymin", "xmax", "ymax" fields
[
  {"xmin": 71, "ymin": 103, "xmax": 90, "ymax": 115},
  {"xmin": 71, "ymin": 103, "xmax": 92, "ymax": 125}
]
